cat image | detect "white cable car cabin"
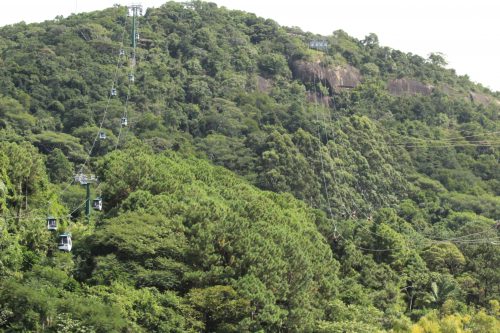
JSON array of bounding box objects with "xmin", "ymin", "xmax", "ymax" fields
[
  {"xmin": 93, "ymin": 197, "xmax": 103, "ymax": 211},
  {"xmin": 58, "ymin": 233, "xmax": 72, "ymax": 252},
  {"xmin": 119, "ymin": 49, "xmax": 125, "ymax": 56},
  {"xmin": 128, "ymin": 73, "xmax": 135, "ymax": 82},
  {"xmin": 47, "ymin": 216, "xmax": 57, "ymax": 231},
  {"xmin": 99, "ymin": 132, "xmax": 107, "ymax": 140},
  {"xmin": 111, "ymin": 88, "xmax": 117, "ymax": 96},
  {"xmin": 121, "ymin": 117, "xmax": 128, "ymax": 126}
]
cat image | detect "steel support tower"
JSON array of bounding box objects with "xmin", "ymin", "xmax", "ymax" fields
[{"xmin": 128, "ymin": 4, "xmax": 143, "ymax": 55}]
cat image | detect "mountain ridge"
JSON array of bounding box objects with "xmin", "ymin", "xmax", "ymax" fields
[{"xmin": 0, "ymin": 1, "xmax": 498, "ymax": 331}]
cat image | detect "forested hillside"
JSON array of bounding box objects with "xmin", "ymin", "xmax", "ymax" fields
[{"xmin": 0, "ymin": 1, "xmax": 499, "ymax": 332}]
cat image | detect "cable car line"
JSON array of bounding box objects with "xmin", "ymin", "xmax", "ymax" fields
[
  {"xmin": 313, "ymin": 74, "xmax": 403, "ymax": 247},
  {"xmin": 309, "ymin": 72, "xmax": 417, "ymax": 252},
  {"xmin": 310, "ymin": 72, "xmax": 399, "ymax": 251},
  {"xmin": 63, "ymin": 5, "xmax": 142, "ymax": 224},
  {"xmin": 390, "ymin": 131, "xmax": 500, "ymax": 147},
  {"xmin": 44, "ymin": 23, "xmax": 129, "ymax": 214},
  {"xmin": 399, "ymin": 131, "xmax": 500, "ymax": 143},
  {"xmin": 311, "ymin": 76, "xmax": 349, "ymax": 217},
  {"xmin": 393, "ymin": 137, "xmax": 500, "ymax": 145},
  {"xmin": 30, "ymin": 7, "xmax": 141, "ymax": 242},
  {"xmin": 115, "ymin": 62, "xmax": 135, "ymax": 149},
  {"xmin": 322, "ymin": 93, "xmax": 498, "ymax": 248},
  {"xmin": 308, "ymin": 69, "xmax": 500, "ymax": 251},
  {"xmin": 393, "ymin": 141, "xmax": 500, "ymax": 148}
]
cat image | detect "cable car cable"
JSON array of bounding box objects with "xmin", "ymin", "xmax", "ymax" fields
[
  {"xmin": 43, "ymin": 9, "xmax": 130, "ymax": 223},
  {"xmin": 308, "ymin": 71, "xmax": 498, "ymax": 251}
]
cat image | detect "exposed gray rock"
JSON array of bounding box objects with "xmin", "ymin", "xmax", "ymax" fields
[
  {"xmin": 469, "ymin": 91, "xmax": 500, "ymax": 106},
  {"xmin": 292, "ymin": 60, "xmax": 362, "ymax": 93},
  {"xmin": 306, "ymin": 91, "xmax": 331, "ymax": 108},
  {"xmin": 256, "ymin": 75, "xmax": 272, "ymax": 93},
  {"xmin": 388, "ymin": 78, "xmax": 434, "ymax": 96}
]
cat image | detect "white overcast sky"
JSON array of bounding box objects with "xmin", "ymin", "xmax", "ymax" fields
[{"xmin": 0, "ymin": 1, "xmax": 499, "ymax": 92}]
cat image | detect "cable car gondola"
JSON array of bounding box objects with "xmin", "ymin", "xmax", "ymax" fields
[
  {"xmin": 121, "ymin": 117, "xmax": 128, "ymax": 126},
  {"xmin": 58, "ymin": 233, "xmax": 72, "ymax": 252},
  {"xmin": 47, "ymin": 216, "xmax": 57, "ymax": 231},
  {"xmin": 93, "ymin": 197, "xmax": 103, "ymax": 211},
  {"xmin": 111, "ymin": 88, "xmax": 117, "ymax": 96},
  {"xmin": 128, "ymin": 73, "xmax": 135, "ymax": 82},
  {"xmin": 99, "ymin": 132, "xmax": 107, "ymax": 140}
]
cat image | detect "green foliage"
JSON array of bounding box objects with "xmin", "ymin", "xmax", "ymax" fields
[
  {"xmin": 46, "ymin": 148, "xmax": 73, "ymax": 183},
  {"xmin": 422, "ymin": 243, "xmax": 465, "ymax": 274},
  {"xmin": 89, "ymin": 148, "xmax": 340, "ymax": 330},
  {"xmin": 410, "ymin": 309, "xmax": 500, "ymax": 333},
  {"xmin": 0, "ymin": 225, "xmax": 23, "ymax": 277},
  {"xmin": 32, "ymin": 131, "xmax": 87, "ymax": 162},
  {"xmin": 0, "ymin": 95, "xmax": 36, "ymax": 131},
  {"xmin": 0, "ymin": 273, "xmax": 127, "ymax": 332},
  {"xmin": 258, "ymin": 53, "xmax": 290, "ymax": 77},
  {"xmin": 187, "ymin": 285, "xmax": 251, "ymax": 331},
  {"xmin": 0, "ymin": 1, "xmax": 498, "ymax": 331}
]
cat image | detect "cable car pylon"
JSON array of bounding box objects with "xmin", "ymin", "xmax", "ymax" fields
[
  {"xmin": 128, "ymin": 4, "xmax": 142, "ymax": 66},
  {"xmin": 116, "ymin": 4, "xmax": 142, "ymax": 147},
  {"xmin": 74, "ymin": 173, "xmax": 97, "ymax": 223}
]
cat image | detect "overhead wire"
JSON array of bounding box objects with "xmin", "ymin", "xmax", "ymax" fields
[
  {"xmin": 311, "ymin": 76, "xmax": 350, "ymax": 214},
  {"xmin": 395, "ymin": 142, "xmax": 500, "ymax": 148},
  {"xmin": 115, "ymin": 73, "xmax": 133, "ymax": 149},
  {"xmin": 19, "ymin": 6, "xmax": 135, "ymax": 223},
  {"xmin": 311, "ymin": 73, "xmax": 391, "ymax": 244},
  {"xmin": 76, "ymin": 27, "xmax": 128, "ymax": 175},
  {"xmin": 310, "ymin": 76, "xmax": 339, "ymax": 237},
  {"xmin": 309, "ymin": 70, "xmax": 417, "ymax": 252},
  {"xmin": 63, "ymin": 17, "xmax": 130, "ymax": 218},
  {"xmin": 67, "ymin": 6, "xmax": 139, "ymax": 218},
  {"xmin": 404, "ymin": 130, "xmax": 500, "ymax": 143},
  {"xmin": 391, "ymin": 130, "xmax": 500, "ymax": 147},
  {"xmin": 309, "ymin": 73, "xmax": 386, "ymax": 249},
  {"xmin": 116, "ymin": 8, "xmax": 139, "ymax": 149},
  {"xmin": 427, "ymin": 226, "xmax": 500, "ymax": 244},
  {"xmin": 45, "ymin": 18, "xmax": 128, "ymax": 208},
  {"xmin": 307, "ymin": 50, "xmax": 499, "ymax": 250}
]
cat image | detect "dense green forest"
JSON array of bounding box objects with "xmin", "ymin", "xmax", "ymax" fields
[{"xmin": 0, "ymin": 1, "xmax": 499, "ymax": 332}]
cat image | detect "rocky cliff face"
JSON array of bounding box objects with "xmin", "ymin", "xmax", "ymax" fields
[
  {"xmin": 469, "ymin": 91, "xmax": 500, "ymax": 106},
  {"xmin": 306, "ymin": 91, "xmax": 331, "ymax": 108},
  {"xmin": 292, "ymin": 60, "xmax": 362, "ymax": 93},
  {"xmin": 388, "ymin": 78, "xmax": 434, "ymax": 96},
  {"xmin": 292, "ymin": 61, "xmax": 499, "ymax": 108},
  {"xmin": 256, "ymin": 75, "xmax": 272, "ymax": 93}
]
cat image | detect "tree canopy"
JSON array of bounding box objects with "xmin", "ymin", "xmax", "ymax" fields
[{"xmin": 0, "ymin": 1, "xmax": 498, "ymax": 331}]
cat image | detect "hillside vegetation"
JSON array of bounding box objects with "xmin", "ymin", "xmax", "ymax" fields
[{"xmin": 0, "ymin": 1, "xmax": 499, "ymax": 332}]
